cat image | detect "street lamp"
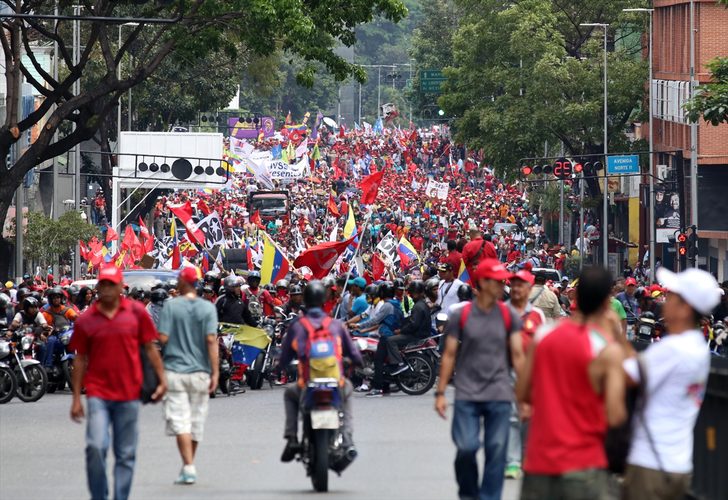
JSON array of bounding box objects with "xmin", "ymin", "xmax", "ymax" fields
[
  {"xmin": 623, "ymin": 7, "xmax": 655, "ymax": 281},
  {"xmin": 581, "ymin": 22, "xmax": 610, "ymax": 268}
]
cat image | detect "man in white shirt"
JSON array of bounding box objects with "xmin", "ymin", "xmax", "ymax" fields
[
  {"xmin": 436, "ymin": 262, "xmax": 463, "ymax": 314},
  {"xmin": 622, "ymin": 267, "xmax": 719, "ymax": 500}
]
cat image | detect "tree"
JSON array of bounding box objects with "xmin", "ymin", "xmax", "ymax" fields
[
  {"xmin": 0, "ymin": 0, "xmax": 406, "ymax": 279},
  {"xmin": 24, "ymin": 211, "xmax": 98, "ymax": 272},
  {"xmin": 436, "ymin": 0, "xmax": 648, "ymax": 175},
  {"xmin": 685, "ymin": 57, "xmax": 728, "ymax": 126}
]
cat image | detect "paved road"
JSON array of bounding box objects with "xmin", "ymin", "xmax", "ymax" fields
[{"xmin": 0, "ymin": 385, "xmax": 521, "ymax": 499}]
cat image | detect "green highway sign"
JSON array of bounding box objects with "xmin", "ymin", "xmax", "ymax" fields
[{"xmin": 420, "ymin": 69, "xmax": 446, "ymax": 94}]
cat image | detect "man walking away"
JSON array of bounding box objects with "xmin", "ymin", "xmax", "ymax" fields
[
  {"xmin": 435, "ymin": 259, "xmax": 525, "ymax": 500},
  {"xmin": 528, "ymin": 272, "xmax": 562, "ymax": 320},
  {"xmin": 70, "ymin": 264, "xmax": 166, "ymax": 500},
  {"xmin": 622, "ymin": 268, "xmax": 719, "ymax": 500},
  {"xmin": 158, "ymin": 266, "xmax": 219, "ymax": 485},
  {"xmin": 517, "ymin": 266, "xmax": 627, "ymax": 500}
]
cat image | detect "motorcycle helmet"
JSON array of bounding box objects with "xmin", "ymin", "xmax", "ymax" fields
[
  {"xmin": 378, "ymin": 281, "xmax": 395, "ymax": 299},
  {"xmin": 393, "ymin": 278, "xmax": 406, "ymax": 290},
  {"xmin": 364, "ymin": 284, "xmax": 380, "ymax": 299},
  {"xmin": 16, "ymin": 287, "xmax": 30, "ymax": 301},
  {"xmin": 303, "ymin": 280, "xmax": 326, "ymax": 308},
  {"xmin": 48, "ymin": 286, "xmax": 64, "ymax": 300},
  {"xmin": 150, "ymin": 288, "xmax": 168, "ymax": 305},
  {"xmin": 457, "ymin": 283, "xmax": 473, "ymax": 302},
  {"xmin": 425, "ymin": 277, "xmax": 441, "ymax": 293},
  {"xmin": 407, "ymin": 280, "xmax": 425, "ymax": 295},
  {"xmin": 67, "ymin": 285, "xmax": 80, "ymax": 298},
  {"xmin": 223, "ymin": 275, "xmax": 241, "ymax": 288},
  {"xmin": 289, "ymin": 284, "xmax": 303, "ymax": 296},
  {"xmin": 247, "ymin": 271, "xmax": 261, "ymax": 286},
  {"xmin": 23, "ymin": 297, "xmax": 39, "ymax": 311},
  {"xmin": 275, "ymin": 279, "xmax": 290, "ymax": 290}
]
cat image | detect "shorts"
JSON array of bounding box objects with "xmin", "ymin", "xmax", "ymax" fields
[{"xmin": 164, "ymin": 371, "xmax": 210, "ymax": 442}]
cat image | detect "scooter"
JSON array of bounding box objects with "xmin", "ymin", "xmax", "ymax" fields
[{"xmin": 297, "ymin": 378, "xmax": 356, "ymax": 492}]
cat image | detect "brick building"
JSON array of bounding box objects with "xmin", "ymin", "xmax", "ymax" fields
[{"xmin": 651, "ymin": 0, "xmax": 728, "ymax": 277}]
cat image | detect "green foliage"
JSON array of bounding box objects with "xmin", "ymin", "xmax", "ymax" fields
[
  {"xmin": 432, "ymin": 0, "xmax": 648, "ymax": 174},
  {"xmin": 24, "ymin": 211, "xmax": 98, "ymax": 270},
  {"xmin": 685, "ymin": 57, "xmax": 728, "ymax": 126}
]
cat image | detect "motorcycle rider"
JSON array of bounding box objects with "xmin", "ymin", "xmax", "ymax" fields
[
  {"xmin": 275, "ymin": 279, "xmax": 290, "ymax": 306},
  {"xmin": 216, "ymin": 275, "xmax": 257, "ymax": 326},
  {"xmin": 367, "ymin": 280, "xmax": 432, "ymax": 397},
  {"xmin": 283, "ymin": 284, "xmax": 304, "ymax": 316},
  {"xmin": 9, "ymin": 297, "xmax": 52, "ymax": 335},
  {"xmin": 243, "ymin": 271, "xmax": 280, "ymax": 319},
  {"xmin": 395, "ymin": 278, "xmax": 414, "ymax": 318},
  {"xmin": 352, "ymin": 282, "xmax": 403, "ymax": 338},
  {"xmin": 41, "ymin": 286, "xmax": 79, "ymax": 368},
  {"xmin": 277, "ymin": 281, "xmax": 362, "ymax": 462}
]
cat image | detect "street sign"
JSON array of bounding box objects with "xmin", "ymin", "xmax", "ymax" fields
[
  {"xmin": 420, "ymin": 69, "xmax": 446, "ymax": 94},
  {"xmin": 606, "ymin": 155, "xmax": 639, "ymax": 175}
]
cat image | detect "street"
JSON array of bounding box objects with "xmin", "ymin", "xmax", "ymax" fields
[{"xmin": 0, "ymin": 386, "xmax": 521, "ymax": 500}]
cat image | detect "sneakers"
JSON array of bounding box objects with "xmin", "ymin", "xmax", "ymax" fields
[
  {"xmin": 390, "ymin": 363, "xmax": 410, "ymax": 376},
  {"xmin": 365, "ymin": 389, "xmax": 384, "ymax": 397},
  {"xmin": 281, "ymin": 437, "xmax": 300, "ymax": 463},
  {"xmin": 505, "ymin": 464, "xmax": 522, "ymax": 479},
  {"xmin": 355, "ymin": 383, "xmax": 370, "ymax": 392},
  {"xmin": 174, "ymin": 465, "xmax": 197, "ymax": 485}
]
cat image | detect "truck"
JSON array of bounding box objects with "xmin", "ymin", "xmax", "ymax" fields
[{"xmin": 248, "ymin": 190, "xmax": 290, "ymax": 224}]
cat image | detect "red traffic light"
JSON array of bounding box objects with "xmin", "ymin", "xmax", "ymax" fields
[
  {"xmin": 677, "ymin": 233, "xmax": 687, "ymax": 243},
  {"xmin": 679, "ymin": 246, "xmax": 687, "ymax": 256},
  {"xmin": 521, "ymin": 165, "xmax": 533, "ymax": 176}
]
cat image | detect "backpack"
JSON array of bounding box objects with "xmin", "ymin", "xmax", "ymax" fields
[
  {"xmin": 299, "ymin": 317, "xmax": 343, "ymax": 384},
  {"xmin": 459, "ymin": 300, "xmax": 514, "ymax": 364}
]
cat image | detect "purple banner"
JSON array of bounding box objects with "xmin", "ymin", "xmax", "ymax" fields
[{"xmin": 228, "ymin": 116, "xmax": 276, "ymax": 139}]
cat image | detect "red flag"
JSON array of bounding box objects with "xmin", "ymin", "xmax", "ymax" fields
[
  {"xmin": 120, "ymin": 225, "xmax": 143, "ymax": 261},
  {"xmin": 293, "ymin": 235, "xmax": 358, "ymax": 279},
  {"xmin": 78, "ymin": 240, "xmax": 89, "ymax": 261},
  {"xmin": 246, "ymin": 242, "xmax": 254, "ymax": 271},
  {"xmin": 327, "ymin": 192, "xmax": 340, "ymax": 217},
  {"xmin": 358, "ymin": 170, "xmax": 385, "ymax": 205},
  {"xmin": 201, "ymin": 253, "xmax": 209, "ymax": 273},
  {"xmin": 338, "ymin": 124, "xmax": 346, "ymax": 138},
  {"xmin": 197, "ymin": 199, "xmax": 212, "ymax": 216},
  {"xmin": 372, "ymin": 253, "xmax": 386, "ymax": 281},
  {"xmin": 168, "ymin": 201, "xmax": 205, "ymax": 246},
  {"xmin": 105, "ymin": 224, "xmax": 118, "ymax": 243},
  {"xmin": 172, "ymin": 242, "xmax": 181, "ymax": 270},
  {"xmin": 138, "ymin": 217, "xmax": 154, "ymax": 253},
  {"xmin": 250, "ymin": 210, "xmax": 264, "ymax": 229}
]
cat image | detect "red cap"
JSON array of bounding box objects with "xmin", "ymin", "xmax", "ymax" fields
[
  {"xmin": 178, "ymin": 266, "xmax": 201, "ymax": 284},
  {"xmin": 98, "ymin": 264, "xmax": 123, "ymax": 284},
  {"xmin": 511, "ymin": 270, "xmax": 535, "ymax": 286},
  {"xmin": 625, "ymin": 277, "xmax": 637, "ymax": 286},
  {"xmin": 473, "ymin": 259, "xmax": 512, "ymax": 282}
]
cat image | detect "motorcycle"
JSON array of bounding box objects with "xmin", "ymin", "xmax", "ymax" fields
[
  {"xmin": 211, "ymin": 327, "xmax": 236, "ymax": 397},
  {"xmin": 45, "ymin": 325, "xmax": 75, "ymax": 393},
  {"xmin": 297, "ymin": 377, "xmax": 356, "ymax": 492},
  {"xmin": 0, "ymin": 333, "xmax": 47, "ymax": 403},
  {"xmin": 247, "ymin": 312, "xmax": 295, "ymax": 390},
  {"xmin": 352, "ymin": 332, "xmax": 439, "ymax": 396},
  {"xmin": 0, "ymin": 355, "xmax": 17, "ymax": 404}
]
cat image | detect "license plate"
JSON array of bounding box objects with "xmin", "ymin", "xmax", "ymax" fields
[{"xmin": 310, "ymin": 409, "xmax": 339, "ymax": 429}]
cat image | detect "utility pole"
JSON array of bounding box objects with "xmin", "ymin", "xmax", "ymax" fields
[
  {"xmin": 13, "ymin": 0, "xmax": 23, "ymax": 281},
  {"xmin": 72, "ymin": 5, "xmax": 81, "ymax": 278},
  {"xmin": 689, "ymin": 0, "xmax": 699, "ymax": 267}
]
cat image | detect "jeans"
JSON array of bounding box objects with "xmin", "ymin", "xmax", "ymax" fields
[
  {"xmin": 41, "ymin": 335, "xmax": 61, "ymax": 367},
  {"xmin": 284, "ymin": 379, "xmax": 354, "ymax": 446},
  {"xmin": 506, "ymin": 401, "xmax": 522, "ymax": 467},
  {"xmin": 372, "ymin": 334, "xmax": 417, "ymax": 389},
  {"xmin": 86, "ymin": 397, "xmax": 140, "ymax": 500},
  {"xmin": 451, "ymin": 400, "xmax": 511, "ymax": 500}
]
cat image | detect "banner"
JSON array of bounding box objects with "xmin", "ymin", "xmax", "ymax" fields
[
  {"xmin": 376, "ymin": 232, "xmax": 399, "ymax": 265},
  {"xmin": 228, "ymin": 116, "xmax": 275, "ymax": 140},
  {"xmin": 266, "ymin": 156, "xmax": 310, "ymax": 179},
  {"xmin": 425, "ymin": 179, "xmax": 449, "ymax": 200},
  {"xmin": 197, "ymin": 211, "xmax": 226, "ymax": 249}
]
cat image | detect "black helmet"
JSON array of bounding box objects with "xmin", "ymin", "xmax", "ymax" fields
[
  {"xmin": 393, "ymin": 278, "xmax": 406, "ymax": 290},
  {"xmin": 223, "ymin": 275, "xmax": 241, "ymax": 288},
  {"xmin": 48, "ymin": 286, "xmax": 64, "ymax": 299},
  {"xmin": 23, "ymin": 297, "xmax": 39, "ymax": 310},
  {"xmin": 150, "ymin": 288, "xmax": 168, "ymax": 305},
  {"xmin": 303, "ymin": 280, "xmax": 326, "ymax": 308},
  {"xmin": 68, "ymin": 285, "xmax": 80, "ymax": 298},
  {"xmin": 204, "ymin": 271, "xmax": 219, "ymax": 283},
  {"xmin": 425, "ymin": 277, "xmax": 441, "ymax": 293},
  {"xmin": 407, "ymin": 280, "xmax": 425, "ymax": 295},
  {"xmin": 275, "ymin": 279, "xmax": 289, "ymax": 290},
  {"xmin": 247, "ymin": 271, "xmax": 261, "ymax": 285},
  {"xmin": 379, "ymin": 281, "xmax": 395, "ymax": 299},
  {"xmin": 364, "ymin": 284, "xmax": 380, "ymax": 298},
  {"xmin": 17, "ymin": 287, "xmax": 30, "ymax": 300},
  {"xmin": 457, "ymin": 284, "xmax": 473, "ymax": 302},
  {"xmin": 289, "ymin": 284, "xmax": 303, "ymax": 296}
]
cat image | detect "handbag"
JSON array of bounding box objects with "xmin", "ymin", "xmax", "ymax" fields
[{"xmin": 139, "ymin": 346, "xmax": 160, "ymax": 404}]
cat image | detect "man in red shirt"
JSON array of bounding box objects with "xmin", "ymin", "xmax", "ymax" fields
[
  {"xmin": 517, "ymin": 266, "xmax": 627, "ymax": 499},
  {"xmin": 444, "ymin": 239, "xmax": 463, "ymax": 272},
  {"xmin": 70, "ymin": 264, "xmax": 166, "ymax": 500},
  {"xmin": 462, "ymin": 227, "xmax": 497, "ymax": 278}
]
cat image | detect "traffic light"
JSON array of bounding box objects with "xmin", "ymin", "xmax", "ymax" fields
[
  {"xmin": 687, "ymin": 226, "xmax": 698, "ymax": 260},
  {"xmin": 677, "ymin": 231, "xmax": 688, "ymax": 257},
  {"xmin": 553, "ymin": 158, "xmax": 573, "ymax": 180}
]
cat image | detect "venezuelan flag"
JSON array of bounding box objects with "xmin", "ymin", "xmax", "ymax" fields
[
  {"xmin": 343, "ymin": 205, "xmax": 356, "ymax": 239},
  {"xmin": 458, "ymin": 259, "xmax": 471, "ymax": 284},
  {"xmin": 260, "ymin": 232, "xmax": 290, "ymax": 286},
  {"xmin": 397, "ymin": 236, "xmax": 420, "ymax": 268}
]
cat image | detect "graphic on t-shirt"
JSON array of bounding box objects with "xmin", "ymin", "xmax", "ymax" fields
[{"xmin": 686, "ymin": 382, "xmax": 706, "ymax": 406}]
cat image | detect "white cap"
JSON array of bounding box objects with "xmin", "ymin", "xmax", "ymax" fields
[{"xmin": 656, "ymin": 267, "xmax": 721, "ymax": 315}]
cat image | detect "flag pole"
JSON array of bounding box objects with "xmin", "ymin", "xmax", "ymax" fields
[{"xmin": 334, "ymin": 207, "xmax": 374, "ymax": 319}]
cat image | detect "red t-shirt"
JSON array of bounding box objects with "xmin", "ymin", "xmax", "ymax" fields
[
  {"xmin": 462, "ymin": 237, "xmax": 497, "ymax": 275},
  {"xmin": 70, "ymin": 297, "xmax": 158, "ymax": 401},
  {"xmin": 524, "ymin": 320, "xmax": 609, "ymax": 474},
  {"xmin": 446, "ymin": 250, "xmax": 463, "ymax": 272}
]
